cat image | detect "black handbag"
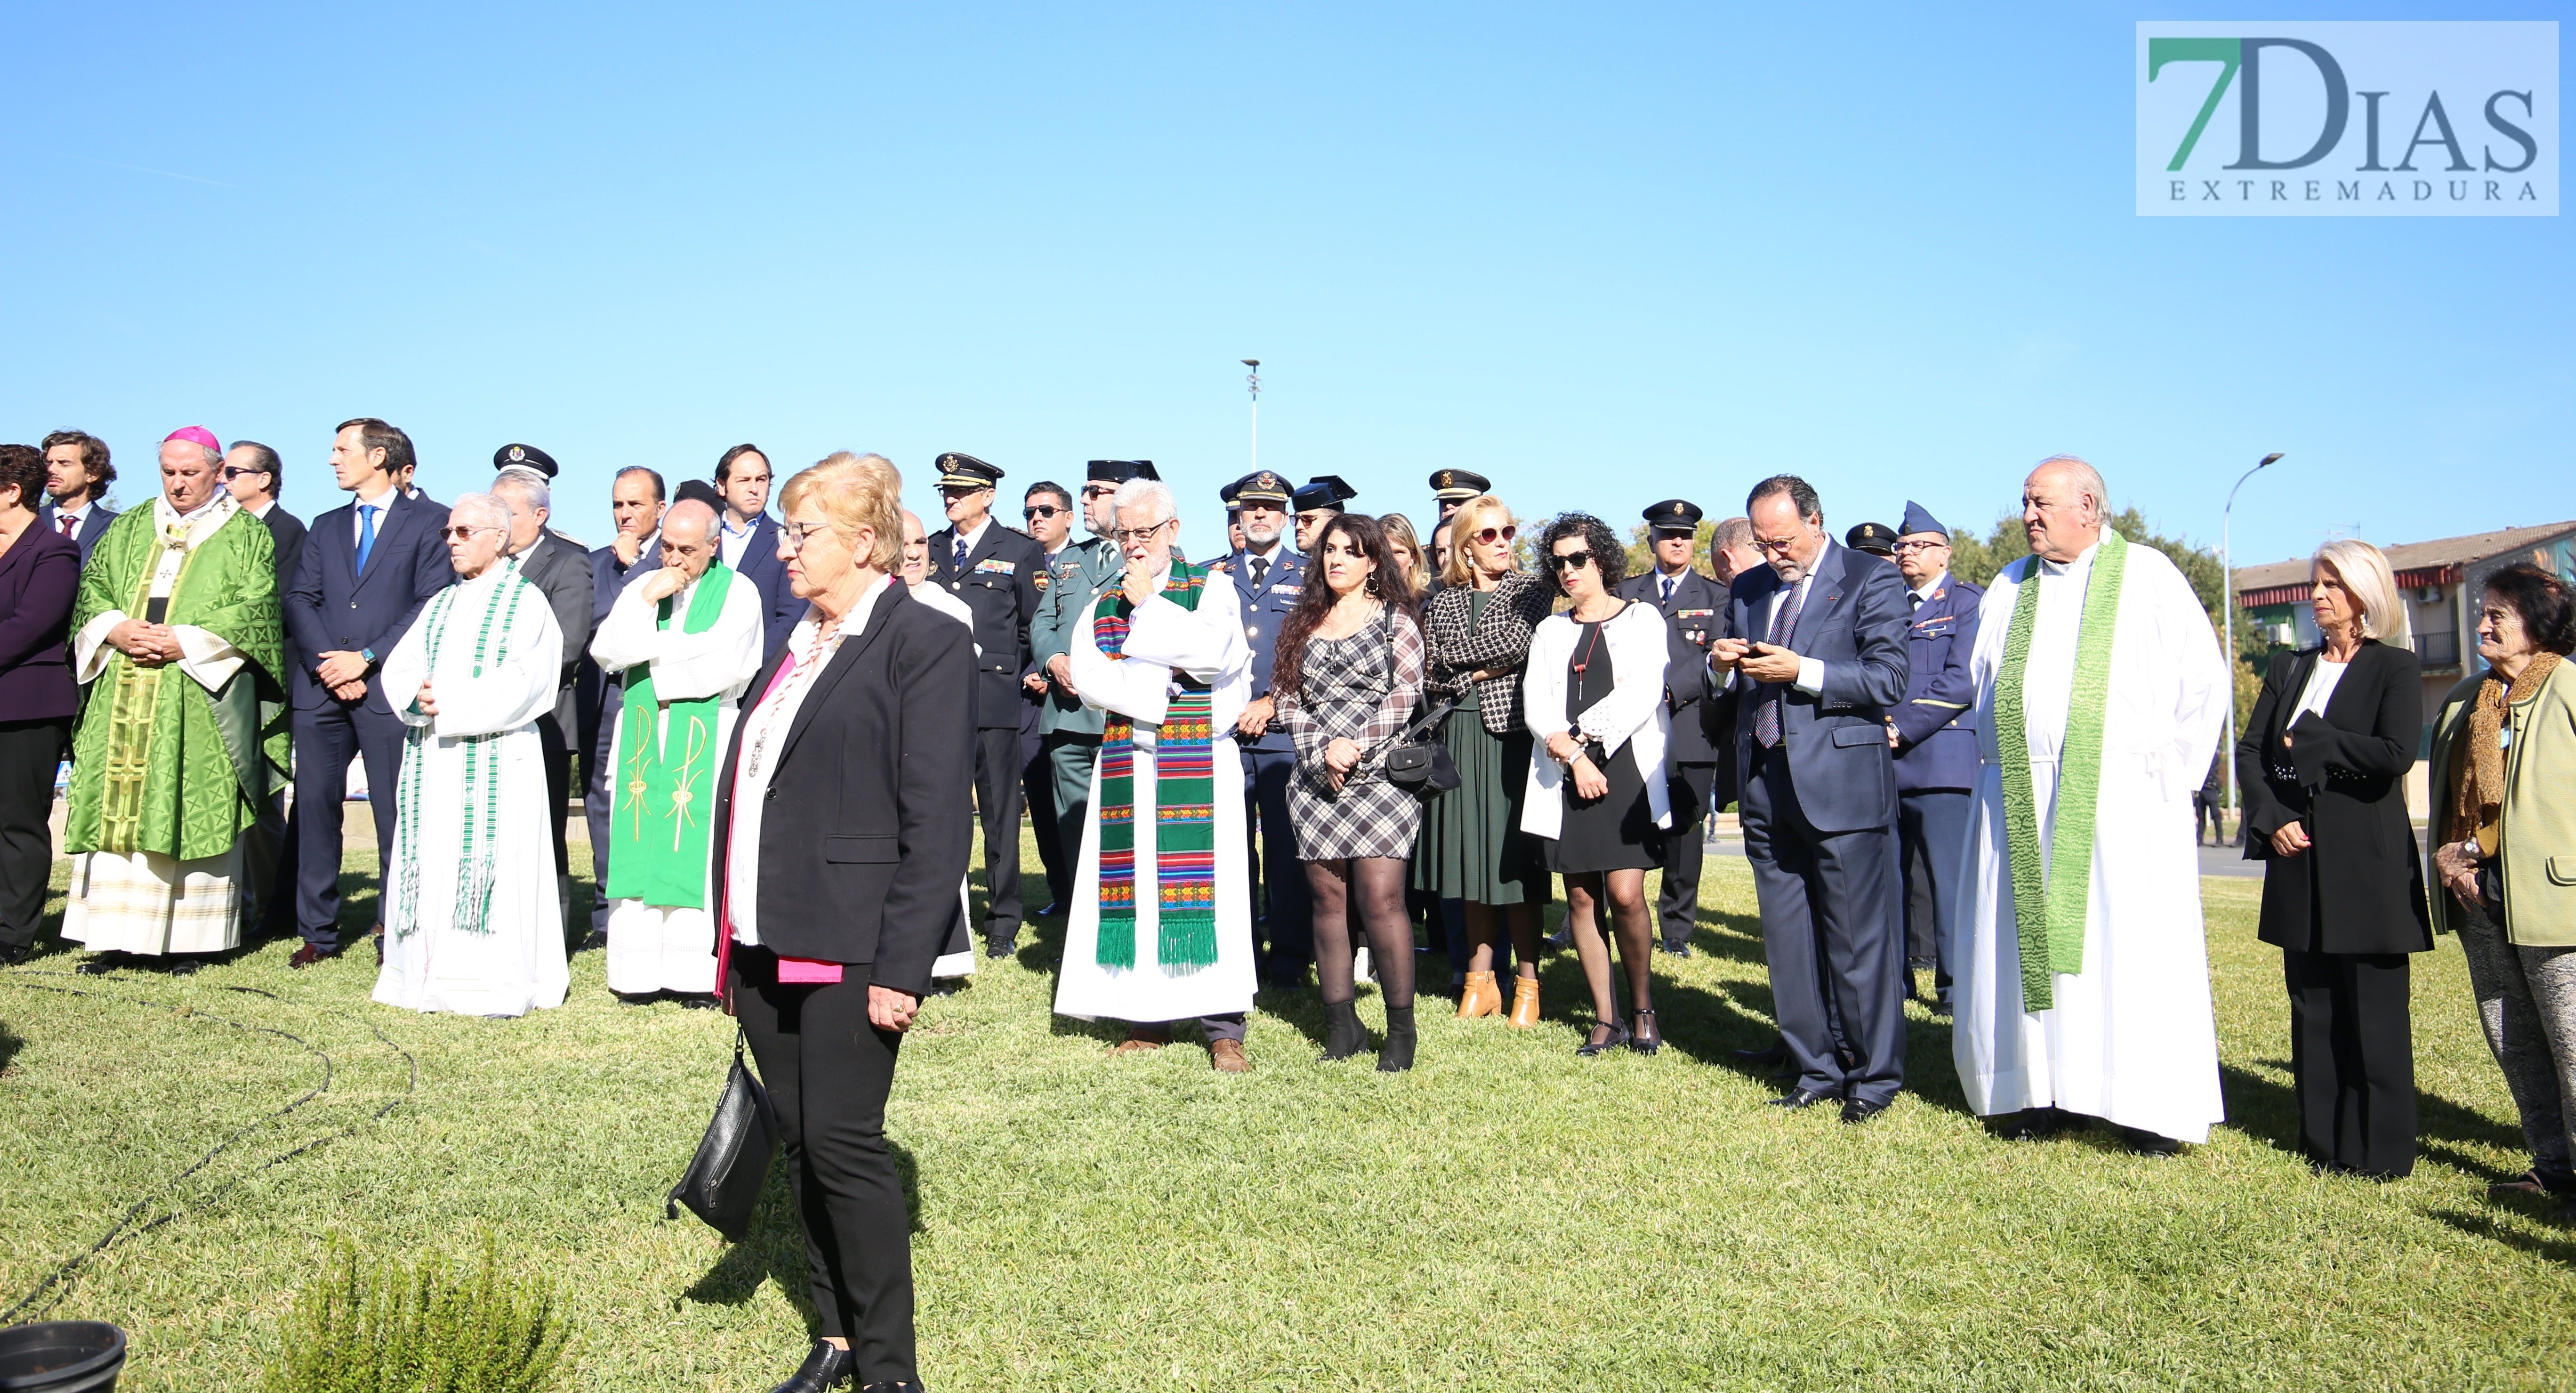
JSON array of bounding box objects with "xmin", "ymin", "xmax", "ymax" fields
[
  {"xmin": 1382, "ymin": 697, "xmax": 1463, "ymax": 800},
  {"xmin": 666, "ymin": 1030, "xmax": 779, "ymax": 1242}
]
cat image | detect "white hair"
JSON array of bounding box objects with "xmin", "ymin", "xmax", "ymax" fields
[
  {"xmin": 2314, "ymin": 539, "xmax": 2412, "ymax": 649},
  {"xmin": 449, "ymin": 492, "xmax": 512, "ymax": 534},
  {"xmin": 490, "ymin": 472, "xmax": 551, "ymax": 514},
  {"xmin": 2031, "ymin": 454, "xmax": 2109, "ymax": 517},
  {"xmin": 1111, "ymin": 477, "xmax": 1176, "ymax": 526}
]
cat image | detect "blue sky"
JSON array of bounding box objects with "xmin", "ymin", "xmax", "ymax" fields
[{"xmin": 3, "ymin": 2, "xmax": 2566, "ymax": 573}]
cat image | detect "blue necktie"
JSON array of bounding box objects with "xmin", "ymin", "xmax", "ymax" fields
[
  {"xmin": 953, "ymin": 537, "xmax": 969, "ymax": 575},
  {"xmin": 1661, "ymin": 575, "xmax": 1676, "ymax": 602},
  {"xmin": 355, "ymin": 504, "xmax": 379, "ymax": 575}
]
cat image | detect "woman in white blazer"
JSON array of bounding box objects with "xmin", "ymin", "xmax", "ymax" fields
[{"xmin": 1523, "ymin": 512, "xmax": 1672, "ymax": 1055}]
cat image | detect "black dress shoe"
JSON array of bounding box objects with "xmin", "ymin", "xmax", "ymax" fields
[
  {"xmin": 984, "ymin": 939, "xmax": 1015, "ymax": 959},
  {"xmin": 1841, "ymin": 1097, "xmax": 1891, "ymax": 1125},
  {"xmin": 771, "ymin": 1339, "xmax": 855, "ymax": 1392},
  {"xmin": 1994, "ymin": 1106, "xmax": 2078, "ymax": 1141},
  {"xmin": 1734, "ymin": 1041, "xmax": 1789, "ymax": 1068},
  {"xmin": 75, "ymin": 953, "xmax": 126, "ymax": 975},
  {"xmin": 164, "ymin": 956, "xmax": 205, "ymax": 976},
  {"xmin": 860, "ymin": 1382, "xmax": 926, "ymax": 1393},
  {"xmin": 579, "ymin": 928, "xmax": 609, "ymax": 952},
  {"xmin": 0, "ymin": 942, "xmax": 32, "ymax": 967},
  {"xmin": 2114, "ymin": 1124, "xmax": 2182, "ymax": 1158},
  {"xmin": 1769, "ymin": 1087, "xmax": 1839, "ymax": 1109},
  {"xmin": 1658, "ymin": 939, "xmax": 1691, "ymax": 958},
  {"xmin": 676, "ymin": 994, "xmax": 721, "ymax": 1010}
]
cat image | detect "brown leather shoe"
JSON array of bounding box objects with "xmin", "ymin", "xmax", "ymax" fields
[
  {"xmin": 1506, "ymin": 974, "xmax": 1541, "ymax": 1029},
  {"xmin": 1111, "ymin": 1028, "xmax": 1167, "ymax": 1055},
  {"xmin": 287, "ymin": 944, "xmax": 343, "ymax": 970},
  {"xmin": 1456, "ymin": 970, "xmax": 1502, "ymax": 1019},
  {"xmin": 1209, "ymin": 1038, "xmax": 1251, "ymax": 1073}
]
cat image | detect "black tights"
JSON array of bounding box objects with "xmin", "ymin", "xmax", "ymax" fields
[
  {"xmin": 1563, "ymin": 868, "xmax": 1654, "ymax": 1023},
  {"xmin": 1306, "ymin": 857, "xmax": 1416, "ymax": 1010}
]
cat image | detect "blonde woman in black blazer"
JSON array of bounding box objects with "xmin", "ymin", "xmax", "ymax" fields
[{"xmin": 2236, "ymin": 540, "xmax": 2430, "ymax": 1180}]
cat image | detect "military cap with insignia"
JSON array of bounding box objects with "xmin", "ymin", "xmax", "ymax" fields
[
  {"xmin": 1085, "ymin": 459, "xmax": 1159, "ymax": 484},
  {"xmin": 1219, "ymin": 478, "xmax": 1242, "ymax": 513},
  {"xmin": 1429, "ymin": 468, "xmax": 1491, "ymax": 503},
  {"xmin": 1234, "ymin": 470, "xmax": 1291, "ymax": 506},
  {"xmin": 935, "ymin": 452, "xmax": 1004, "ymax": 490},
  {"xmin": 1899, "ymin": 500, "xmax": 1948, "ymax": 539},
  {"xmin": 1291, "ymin": 474, "xmax": 1358, "ymax": 514},
  {"xmin": 492, "ymin": 443, "xmax": 558, "ymax": 479},
  {"xmin": 1845, "ymin": 520, "xmax": 1899, "ymax": 557},
  {"xmin": 1643, "ymin": 498, "xmax": 1704, "ymax": 534}
]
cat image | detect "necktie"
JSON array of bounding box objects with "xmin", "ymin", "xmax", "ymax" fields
[
  {"xmin": 1250, "ymin": 556, "xmax": 1269, "ymax": 589},
  {"xmin": 1753, "ymin": 579, "xmax": 1805, "ymax": 749},
  {"xmin": 355, "ymin": 504, "xmax": 379, "ymax": 574},
  {"xmin": 1661, "ymin": 575, "xmax": 1676, "ymax": 602},
  {"xmin": 59, "ymin": 512, "xmax": 76, "ymax": 539},
  {"xmin": 953, "ymin": 536, "xmax": 968, "ymax": 573},
  {"xmin": 1910, "ymin": 591, "xmax": 1924, "ymax": 610}
]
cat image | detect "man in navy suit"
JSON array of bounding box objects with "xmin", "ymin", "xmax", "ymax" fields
[
  {"xmin": 282, "ymin": 418, "xmax": 455, "ymax": 966},
  {"xmin": 1706, "ymin": 474, "xmax": 1910, "ymax": 1122},
  {"xmin": 1885, "ymin": 501, "xmax": 1982, "ymax": 1015},
  {"xmin": 577, "ymin": 465, "xmax": 667, "ymax": 940},
  {"xmin": 39, "ymin": 430, "xmax": 118, "ymax": 563},
  {"xmin": 710, "ymin": 445, "xmax": 803, "ymax": 659},
  {"xmin": 926, "ymin": 452, "xmax": 1045, "ymax": 956},
  {"xmin": 1226, "ymin": 469, "xmax": 1313, "ymax": 986}
]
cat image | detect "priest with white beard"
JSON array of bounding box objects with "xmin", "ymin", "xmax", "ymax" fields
[
  {"xmin": 1054, "ymin": 477, "xmax": 1259, "ymax": 1072},
  {"xmin": 374, "ymin": 493, "xmax": 569, "ymax": 1018},
  {"xmin": 1950, "ymin": 456, "xmax": 2230, "ymax": 1153},
  {"xmin": 590, "ymin": 499, "xmax": 764, "ymax": 1004}
]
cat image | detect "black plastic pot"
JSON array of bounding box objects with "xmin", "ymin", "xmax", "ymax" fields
[{"xmin": 0, "ymin": 1322, "xmax": 126, "ymax": 1392}]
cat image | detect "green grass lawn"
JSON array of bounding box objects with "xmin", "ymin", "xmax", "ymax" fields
[{"xmin": 3, "ymin": 837, "xmax": 2570, "ymax": 1391}]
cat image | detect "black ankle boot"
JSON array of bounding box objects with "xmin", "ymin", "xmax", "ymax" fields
[
  {"xmin": 772, "ymin": 1339, "xmax": 855, "ymax": 1392},
  {"xmin": 1321, "ymin": 999, "xmax": 1366, "ymax": 1060},
  {"xmin": 1377, "ymin": 1004, "xmax": 1417, "ymax": 1072}
]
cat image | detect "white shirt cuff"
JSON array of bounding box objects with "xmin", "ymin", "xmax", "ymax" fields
[{"xmin": 1795, "ymin": 657, "xmax": 1825, "ymax": 696}]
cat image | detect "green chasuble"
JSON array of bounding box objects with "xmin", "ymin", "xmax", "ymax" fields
[
  {"xmin": 63, "ymin": 498, "xmax": 289, "ymax": 862},
  {"xmin": 606, "ymin": 565, "xmax": 735, "ymax": 908}
]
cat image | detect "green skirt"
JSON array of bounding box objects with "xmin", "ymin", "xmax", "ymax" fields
[{"xmin": 1411, "ymin": 699, "xmax": 1551, "ymax": 907}]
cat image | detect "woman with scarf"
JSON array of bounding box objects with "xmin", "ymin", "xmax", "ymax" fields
[
  {"xmin": 2236, "ymin": 540, "xmax": 2430, "ymax": 1179},
  {"xmin": 2427, "ymin": 562, "xmax": 2576, "ymax": 1218}
]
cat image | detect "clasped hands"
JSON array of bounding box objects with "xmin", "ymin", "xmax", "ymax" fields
[
  {"xmin": 106, "ymin": 618, "xmax": 183, "ymax": 668},
  {"xmin": 1709, "ymin": 637, "xmax": 1802, "ymax": 684},
  {"xmin": 1544, "ymin": 730, "xmax": 1609, "ymax": 800},
  {"xmin": 315, "ymin": 649, "xmax": 373, "ymax": 702},
  {"xmin": 2432, "ymin": 839, "xmax": 2483, "ymax": 903}
]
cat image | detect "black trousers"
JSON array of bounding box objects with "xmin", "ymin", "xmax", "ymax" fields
[
  {"xmin": 586, "ymin": 684, "xmax": 620, "ymax": 932},
  {"xmin": 1653, "ymin": 761, "xmax": 1716, "ymax": 948},
  {"xmin": 1021, "ymin": 710, "xmax": 1067, "ymax": 908},
  {"xmin": 972, "ymin": 726, "xmax": 1022, "ymax": 944},
  {"xmin": 730, "ymin": 947, "xmax": 918, "ymax": 1384},
  {"xmin": 0, "ymin": 717, "xmax": 69, "ymax": 951},
  {"xmin": 2283, "ymin": 948, "xmax": 2417, "ymax": 1177},
  {"xmin": 535, "ymin": 711, "xmax": 572, "ymax": 882},
  {"xmin": 1241, "ymin": 745, "xmax": 1311, "ymax": 973},
  {"xmin": 1898, "ymin": 788, "xmax": 1970, "ymax": 988},
  {"xmin": 290, "ymin": 699, "xmax": 408, "ymax": 948},
  {"xmin": 1739, "ymin": 744, "xmax": 1905, "ymax": 1105}
]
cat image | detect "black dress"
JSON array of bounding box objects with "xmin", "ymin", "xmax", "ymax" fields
[{"xmin": 1545, "ymin": 614, "xmax": 1659, "ymax": 875}]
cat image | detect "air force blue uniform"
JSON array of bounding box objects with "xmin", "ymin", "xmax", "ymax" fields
[
  {"xmin": 1230, "ymin": 543, "xmax": 1312, "ymax": 977},
  {"xmin": 1888, "ymin": 563, "xmax": 1982, "ymax": 999}
]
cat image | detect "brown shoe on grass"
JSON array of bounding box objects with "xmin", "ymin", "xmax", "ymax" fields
[
  {"xmin": 1210, "ymin": 1039, "xmax": 1251, "ymax": 1073},
  {"xmin": 1111, "ymin": 1028, "xmax": 1167, "ymax": 1055}
]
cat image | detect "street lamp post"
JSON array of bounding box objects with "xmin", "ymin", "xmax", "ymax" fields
[
  {"xmin": 1242, "ymin": 359, "xmax": 1260, "ymax": 471},
  {"xmin": 2222, "ymin": 451, "xmax": 2286, "ymax": 835}
]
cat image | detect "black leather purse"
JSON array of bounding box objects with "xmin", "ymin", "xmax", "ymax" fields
[
  {"xmin": 1383, "ymin": 697, "xmax": 1463, "ymax": 800},
  {"xmin": 666, "ymin": 1030, "xmax": 779, "ymax": 1242}
]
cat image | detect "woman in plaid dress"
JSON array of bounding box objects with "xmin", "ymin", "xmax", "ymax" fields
[{"xmin": 1274, "ymin": 514, "xmax": 1427, "ymax": 1071}]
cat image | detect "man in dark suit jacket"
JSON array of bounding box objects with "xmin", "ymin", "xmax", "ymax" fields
[
  {"xmin": 224, "ymin": 439, "xmax": 308, "ymax": 937},
  {"xmin": 1617, "ymin": 498, "xmax": 1731, "ymax": 956},
  {"xmin": 926, "ymin": 453, "xmax": 1045, "ymax": 956},
  {"xmin": 1222, "ymin": 469, "xmax": 1314, "ymax": 986},
  {"xmin": 281, "ymin": 418, "xmax": 455, "ymax": 965},
  {"xmin": 1885, "ymin": 501, "xmax": 1982, "ymax": 1013},
  {"xmin": 1706, "ymin": 475, "xmax": 1910, "ymax": 1122},
  {"xmin": 711, "ymin": 445, "xmax": 804, "ymax": 660},
  {"xmin": 577, "ymin": 466, "xmax": 667, "ymax": 939},
  {"xmin": 492, "ymin": 452, "xmax": 596, "ymax": 926},
  {"xmin": 39, "ymin": 430, "xmax": 118, "ymax": 564},
  {"xmin": 1014, "ymin": 479, "xmax": 1081, "ymax": 914}
]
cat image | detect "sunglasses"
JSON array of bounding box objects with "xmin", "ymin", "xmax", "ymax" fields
[
  {"xmin": 1471, "ymin": 525, "xmax": 1517, "ymax": 545},
  {"xmin": 220, "ymin": 466, "xmax": 270, "ymax": 481},
  {"xmin": 442, "ymin": 524, "xmax": 499, "ymax": 541},
  {"xmin": 1547, "ymin": 550, "xmax": 1597, "ymax": 572},
  {"xmin": 1023, "ymin": 504, "xmax": 1066, "ymax": 520},
  {"xmin": 1081, "ymin": 485, "xmax": 1117, "ymax": 499}
]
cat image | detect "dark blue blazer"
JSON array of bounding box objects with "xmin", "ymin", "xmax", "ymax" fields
[
  {"xmin": 1890, "ymin": 571, "xmax": 1984, "ymax": 794},
  {"xmin": 0, "ymin": 525, "xmax": 81, "ymax": 722},
  {"xmin": 283, "ymin": 490, "xmax": 454, "ymax": 713},
  {"xmin": 38, "ymin": 503, "xmax": 117, "ymax": 565},
  {"xmin": 1227, "ymin": 545, "xmax": 1307, "ymax": 754},
  {"xmin": 723, "ymin": 512, "xmax": 805, "ymax": 659},
  {"xmin": 1706, "ymin": 541, "xmax": 1909, "ymax": 834},
  {"xmin": 262, "ymin": 505, "xmax": 310, "ymax": 684},
  {"xmin": 576, "ymin": 539, "xmax": 662, "ymax": 757}
]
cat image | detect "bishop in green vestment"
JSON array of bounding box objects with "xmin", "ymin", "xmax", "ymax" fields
[{"xmin": 63, "ymin": 429, "xmax": 287, "ymax": 963}]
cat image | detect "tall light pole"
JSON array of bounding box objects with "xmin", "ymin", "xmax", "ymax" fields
[
  {"xmin": 1242, "ymin": 359, "xmax": 1260, "ymax": 471},
  {"xmin": 2222, "ymin": 451, "xmax": 2285, "ymax": 831}
]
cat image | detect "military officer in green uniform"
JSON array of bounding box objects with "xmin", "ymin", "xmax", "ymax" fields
[{"xmin": 1029, "ymin": 459, "xmax": 1159, "ymax": 899}]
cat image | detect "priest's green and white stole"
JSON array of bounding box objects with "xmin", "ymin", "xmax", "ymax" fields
[{"xmin": 608, "ymin": 565, "xmax": 736, "ymax": 909}]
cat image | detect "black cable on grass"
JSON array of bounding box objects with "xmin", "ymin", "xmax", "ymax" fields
[{"xmin": 0, "ymin": 972, "xmax": 418, "ymax": 1325}]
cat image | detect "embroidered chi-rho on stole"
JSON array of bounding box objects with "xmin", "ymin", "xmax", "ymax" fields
[
  {"xmin": 1091, "ymin": 562, "xmax": 1217, "ymax": 973},
  {"xmin": 1993, "ymin": 528, "xmax": 2128, "ymax": 1012},
  {"xmin": 608, "ymin": 565, "xmax": 736, "ymax": 908}
]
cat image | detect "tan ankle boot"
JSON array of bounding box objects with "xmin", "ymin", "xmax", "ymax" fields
[
  {"xmin": 1506, "ymin": 975, "xmax": 1541, "ymax": 1029},
  {"xmin": 1456, "ymin": 970, "xmax": 1502, "ymax": 1018}
]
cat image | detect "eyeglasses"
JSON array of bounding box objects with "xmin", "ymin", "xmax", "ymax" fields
[
  {"xmin": 1749, "ymin": 535, "xmax": 1801, "ymax": 555},
  {"xmin": 780, "ymin": 520, "xmax": 835, "ymax": 553},
  {"xmin": 1891, "ymin": 539, "xmax": 1948, "ymax": 555},
  {"xmin": 1471, "ymin": 525, "xmax": 1517, "ymax": 545},
  {"xmin": 1112, "ymin": 519, "xmax": 1175, "ymax": 545},
  {"xmin": 1081, "ymin": 485, "xmax": 1117, "ymax": 499},
  {"xmin": 1023, "ymin": 504, "xmax": 1066, "ymax": 520},
  {"xmin": 442, "ymin": 524, "xmax": 499, "ymax": 541},
  {"xmin": 1546, "ymin": 550, "xmax": 1596, "ymax": 572},
  {"xmin": 940, "ymin": 486, "xmax": 990, "ymax": 500},
  {"xmin": 220, "ymin": 466, "xmax": 270, "ymax": 481}
]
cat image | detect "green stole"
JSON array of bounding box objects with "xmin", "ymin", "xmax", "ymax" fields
[
  {"xmin": 607, "ymin": 565, "xmax": 735, "ymax": 907},
  {"xmin": 391, "ymin": 565, "xmax": 532, "ymax": 939},
  {"xmin": 1994, "ymin": 529, "xmax": 2128, "ymax": 1012},
  {"xmin": 1091, "ymin": 562, "xmax": 1219, "ymax": 972}
]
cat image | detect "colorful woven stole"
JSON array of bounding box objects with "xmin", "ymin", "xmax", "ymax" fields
[
  {"xmin": 1994, "ymin": 528, "xmax": 2127, "ymax": 1012},
  {"xmin": 391, "ymin": 565, "xmax": 528, "ymax": 939},
  {"xmin": 1092, "ymin": 562, "xmax": 1217, "ymax": 972},
  {"xmin": 607, "ymin": 565, "xmax": 735, "ymax": 908}
]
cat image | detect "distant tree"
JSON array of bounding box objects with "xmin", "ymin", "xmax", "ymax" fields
[{"xmin": 1622, "ymin": 520, "xmax": 1717, "ymax": 579}]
